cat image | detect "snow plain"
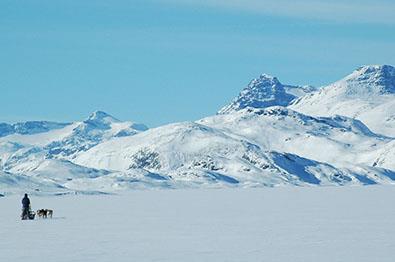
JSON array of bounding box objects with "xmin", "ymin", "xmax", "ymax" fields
[{"xmin": 1, "ymin": 186, "xmax": 395, "ymax": 262}]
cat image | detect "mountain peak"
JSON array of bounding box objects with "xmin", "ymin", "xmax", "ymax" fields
[
  {"xmin": 342, "ymin": 64, "xmax": 395, "ymax": 95},
  {"xmin": 87, "ymin": 111, "xmax": 119, "ymax": 123},
  {"xmin": 258, "ymin": 73, "xmax": 278, "ymax": 81},
  {"xmin": 355, "ymin": 64, "xmax": 394, "ymax": 74},
  {"xmin": 248, "ymin": 74, "xmax": 281, "ymax": 89},
  {"xmin": 218, "ymin": 73, "xmax": 296, "ymax": 114}
]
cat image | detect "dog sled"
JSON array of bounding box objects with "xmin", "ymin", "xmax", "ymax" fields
[{"xmin": 21, "ymin": 208, "xmax": 35, "ymax": 220}]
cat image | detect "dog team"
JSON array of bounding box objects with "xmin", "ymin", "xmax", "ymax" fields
[
  {"xmin": 21, "ymin": 194, "xmax": 53, "ymax": 220},
  {"xmin": 37, "ymin": 208, "xmax": 53, "ymax": 219}
]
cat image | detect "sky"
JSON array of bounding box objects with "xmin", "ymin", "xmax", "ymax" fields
[{"xmin": 1, "ymin": 0, "xmax": 394, "ymax": 127}]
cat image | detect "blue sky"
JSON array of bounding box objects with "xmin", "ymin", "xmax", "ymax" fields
[{"xmin": 1, "ymin": 0, "xmax": 394, "ymax": 127}]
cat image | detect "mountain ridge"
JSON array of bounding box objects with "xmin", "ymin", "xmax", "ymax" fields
[
  {"xmin": 1, "ymin": 65, "xmax": 395, "ymax": 195},
  {"xmin": 290, "ymin": 64, "xmax": 395, "ymax": 136}
]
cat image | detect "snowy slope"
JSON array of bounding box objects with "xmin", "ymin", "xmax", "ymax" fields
[
  {"xmin": 44, "ymin": 111, "xmax": 148, "ymax": 159},
  {"xmin": 1, "ymin": 65, "xmax": 395, "ymax": 194},
  {"xmin": 363, "ymin": 139, "xmax": 395, "ymax": 171},
  {"xmin": 74, "ymin": 119, "xmax": 395, "ymax": 187},
  {"xmin": 0, "ymin": 145, "xmax": 114, "ymax": 194},
  {"xmin": 218, "ymin": 74, "xmax": 316, "ymax": 114},
  {"xmin": 0, "ymin": 111, "xmax": 149, "ymax": 194},
  {"xmin": 200, "ymin": 106, "xmax": 390, "ymax": 168},
  {"xmin": 284, "ymin": 84, "xmax": 317, "ymax": 98},
  {"xmin": 0, "ymin": 170, "xmax": 66, "ymax": 195},
  {"xmin": 290, "ymin": 65, "xmax": 395, "ymax": 136},
  {"xmin": 0, "ymin": 111, "xmax": 147, "ymax": 160}
]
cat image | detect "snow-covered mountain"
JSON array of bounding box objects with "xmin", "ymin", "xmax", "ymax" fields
[
  {"xmin": 218, "ymin": 74, "xmax": 316, "ymax": 114},
  {"xmin": 0, "ymin": 111, "xmax": 148, "ymax": 195},
  {"xmin": 290, "ymin": 65, "xmax": 395, "ymax": 136},
  {"xmin": 72, "ymin": 107, "xmax": 395, "ymax": 189},
  {"xmin": 200, "ymin": 107, "xmax": 389, "ymax": 167},
  {"xmin": 45, "ymin": 111, "xmax": 148, "ymax": 159},
  {"xmin": 0, "ymin": 121, "xmax": 70, "ymax": 137},
  {"xmin": 1, "ymin": 65, "xmax": 395, "ymax": 195}
]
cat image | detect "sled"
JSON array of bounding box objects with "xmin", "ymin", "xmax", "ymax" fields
[
  {"xmin": 21, "ymin": 210, "xmax": 36, "ymax": 220},
  {"xmin": 28, "ymin": 211, "xmax": 36, "ymax": 220}
]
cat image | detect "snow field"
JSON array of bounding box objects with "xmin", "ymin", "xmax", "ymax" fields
[{"xmin": 1, "ymin": 186, "xmax": 395, "ymax": 262}]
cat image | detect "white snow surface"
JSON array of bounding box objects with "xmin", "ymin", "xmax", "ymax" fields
[
  {"xmin": 1, "ymin": 65, "xmax": 395, "ymax": 194},
  {"xmin": 290, "ymin": 65, "xmax": 395, "ymax": 136},
  {"xmin": 74, "ymin": 113, "xmax": 395, "ymax": 188},
  {"xmin": 1, "ymin": 186, "xmax": 395, "ymax": 262}
]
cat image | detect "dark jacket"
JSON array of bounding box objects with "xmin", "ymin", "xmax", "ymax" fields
[{"xmin": 22, "ymin": 196, "xmax": 30, "ymax": 209}]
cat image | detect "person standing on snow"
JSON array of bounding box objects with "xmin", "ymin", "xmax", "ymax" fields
[{"xmin": 21, "ymin": 193, "xmax": 31, "ymax": 220}]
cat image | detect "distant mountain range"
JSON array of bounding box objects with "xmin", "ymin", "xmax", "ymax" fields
[{"xmin": 1, "ymin": 65, "xmax": 395, "ymax": 195}]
